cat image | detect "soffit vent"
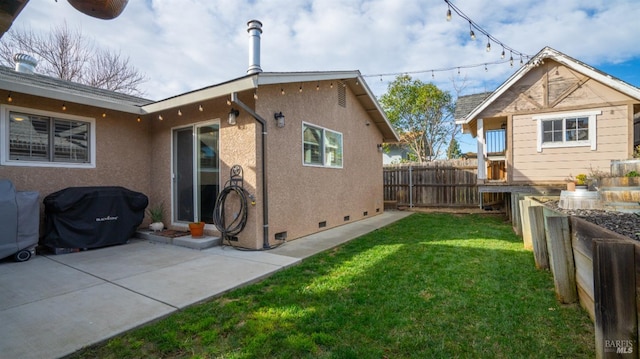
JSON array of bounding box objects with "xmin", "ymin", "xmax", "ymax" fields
[{"xmin": 338, "ymin": 81, "xmax": 346, "ymax": 108}]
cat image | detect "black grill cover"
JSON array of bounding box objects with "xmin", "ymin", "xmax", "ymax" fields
[{"xmin": 43, "ymin": 186, "xmax": 148, "ymax": 249}]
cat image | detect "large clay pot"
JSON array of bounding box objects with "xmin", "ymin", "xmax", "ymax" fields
[
  {"xmin": 67, "ymin": 0, "xmax": 129, "ymax": 20},
  {"xmin": 189, "ymin": 222, "xmax": 205, "ymax": 238}
]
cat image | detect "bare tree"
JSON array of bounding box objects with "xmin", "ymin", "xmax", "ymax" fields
[{"xmin": 0, "ymin": 22, "xmax": 146, "ymax": 96}]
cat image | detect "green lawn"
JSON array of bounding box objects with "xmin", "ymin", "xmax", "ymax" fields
[{"xmin": 72, "ymin": 213, "xmax": 594, "ymax": 358}]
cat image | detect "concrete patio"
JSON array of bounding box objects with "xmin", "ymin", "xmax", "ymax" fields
[{"xmin": 0, "ymin": 211, "xmax": 411, "ymax": 359}]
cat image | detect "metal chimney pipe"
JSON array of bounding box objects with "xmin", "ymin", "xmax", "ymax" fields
[
  {"xmin": 13, "ymin": 53, "xmax": 37, "ymax": 74},
  {"xmin": 246, "ymin": 20, "xmax": 263, "ymax": 75}
]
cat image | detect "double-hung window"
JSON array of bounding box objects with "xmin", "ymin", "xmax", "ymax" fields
[
  {"xmin": 303, "ymin": 123, "xmax": 343, "ymax": 168},
  {"xmin": 534, "ymin": 110, "xmax": 600, "ymax": 152},
  {"xmin": 1, "ymin": 105, "xmax": 95, "ymax": 167}
]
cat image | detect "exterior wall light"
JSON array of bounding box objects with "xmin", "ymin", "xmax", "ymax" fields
[
  {"xmin": 274, "ymin": 112, "xmax": 285, "ymax": 128},
  {"xmin": 228, "ymin": 108, "xmax": 239, "ymax": 125}
]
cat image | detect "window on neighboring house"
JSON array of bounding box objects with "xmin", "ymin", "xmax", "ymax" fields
[
  {"xmin": 1, "ymin": 106, "xmax": 95, "ymax": 167},
  {"xmin": 303, "ymin": 123, "xmax": 343, "ymax": 168},
  {"xmin": 535, "ymin": 110, "xmax": 600, "ymax": 152}
]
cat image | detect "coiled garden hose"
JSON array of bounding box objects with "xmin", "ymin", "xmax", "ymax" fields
[{"xmin": 212, "ymin": 184, "xmax": 249, "ymax": 241}]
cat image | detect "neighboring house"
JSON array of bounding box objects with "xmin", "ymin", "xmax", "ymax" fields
[
  {"xmin": 0, "ymin": 21, "xmax": 399, "ymax": 250},
  {"xmin": 383, "ymin": 144, "xmax": 410, "ymax": 164},
  {"xmin": 455, "ymin": 46, "xmax": 640, "ymax": 196}
]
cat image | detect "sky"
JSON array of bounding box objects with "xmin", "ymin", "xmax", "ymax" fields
[{"xmin": 10, "ymin": 0, "xmax": 640, "ymax": 153}]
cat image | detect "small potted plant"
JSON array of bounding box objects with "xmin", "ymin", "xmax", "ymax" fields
[
  {"xmin": 189, "ymin": 221, "xmax": 205, "ymax": 238},
  {"xmin": 575, "ymin": 174, "xmax": 588, "ymax": 191},
  {"xmin": 146, "ymin": 202, "xmax": 165, "ymax": 232}
]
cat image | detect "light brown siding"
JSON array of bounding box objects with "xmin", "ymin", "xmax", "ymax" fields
[{"xmin": 476, "ymin": 60, "xmax": 636, "ymax": 184}]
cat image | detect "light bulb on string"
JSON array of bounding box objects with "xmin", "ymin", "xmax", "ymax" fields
[
  {"xmin": 446, "ymin": 6, "xmax": 452, "ymax": 21},
  {"xmin": 510, "ymin": 51, "xmax": 514, "ymax": 67},
  {"xmin": 469, "ymin": 22, "xmax": 475, "ymax": 40},
  {"xmin": 486, "ymin": 38, "xmax": 491, "ymax": 52},
  {"xmin": 501, "ymin": 47, "xmax": 505, "ymax": 59}
]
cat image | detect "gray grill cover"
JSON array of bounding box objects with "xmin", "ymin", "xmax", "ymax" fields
[{"xmin": 0, "ymin": 179, "xmax": 39, "ymax": 259}]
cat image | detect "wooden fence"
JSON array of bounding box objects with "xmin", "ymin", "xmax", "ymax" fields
[
  {"xmin": 383, "ymin": 160, "xmax": 500, "ymax": 207},
  {"xmin": 518, "ymin": 196, "xmax": 638, "ymax": 358}
]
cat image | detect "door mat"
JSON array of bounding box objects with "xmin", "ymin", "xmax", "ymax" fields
[{"xmin": 152, "ymin": 229, "xmax": 191, "ymax": 238}]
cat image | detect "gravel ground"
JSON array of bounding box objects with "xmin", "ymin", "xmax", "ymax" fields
[{"xmin": 543, "ymin": 200, "xmax": 640, "ymax": 241}]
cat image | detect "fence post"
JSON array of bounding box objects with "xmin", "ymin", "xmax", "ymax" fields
[
  {"xmin": 519, "ymin": 198, "xmax": 533, "ymax": 250},
  {"xmin": 593, "ymin": 239, "xmax": 637, "ymax": 358},
  {"xmin": 544, "ymin": 215, "xmax": 577, "ymax": 304},
  {"xmin": 527, "ymin": 203, "xmax": 549, "ymax": 269},
  {"xmin": 409, "ymin": 165, "xmax": 413, "ymax": 208}
]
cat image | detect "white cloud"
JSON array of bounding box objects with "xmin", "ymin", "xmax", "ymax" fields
[{"xmin": 10, "ymin": 0, "xmax": 640, "ymax": 103}]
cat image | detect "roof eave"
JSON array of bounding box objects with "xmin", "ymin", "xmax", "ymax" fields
[
  {"xmin": 141, "ymin": 76, "xmax": 258, "ymax": 113},
  {"xmin": 0, "ymin": 77, "xmax": 146, "ymax": 114}
]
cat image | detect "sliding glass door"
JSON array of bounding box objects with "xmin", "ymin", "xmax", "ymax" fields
[{"xmin": 173, "ymin": 122, "xmax": 219, "ymax": 224}]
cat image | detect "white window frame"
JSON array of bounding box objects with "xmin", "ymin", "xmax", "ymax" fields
[
  {"xmin": 302, "ymin": 122, "xmax": 343, "ymax": 168},
  {"xmin": 1, "ymin": 104, "xmax": 96, "ymax": 168},
  {"xmin": 534, "ymin": 110, "xmax": 601, "ymax": 152}
]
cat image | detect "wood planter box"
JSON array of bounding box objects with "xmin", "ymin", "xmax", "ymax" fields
[{"xmin": 519, "ymin": 197, "xmax": 638, "ymax": 358}]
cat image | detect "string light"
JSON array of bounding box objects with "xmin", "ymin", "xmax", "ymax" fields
[
  {"xmin": 501, "ymin": 47, "xmax": 505, "ymax": 59},
  {"xmin": 7, "ymin": 92, "xmax": 12, "ymax": 102},
  {"xmin": 62, "ymin": 103, "xmax": 66, "ymax": 111},
  {"xmin": 445, "ymin": 0, "xmax": 530, "ymax": 62},
  {"xmin": 446, "ymin": 5, "xmax": 452, "ymax": 21},
  {"xmin": 137, "ymin": 116, "xmax": 141, "ymax": 122},
  {"xmin": 281, "ymin": 87, "xmax": 285, "ymax": 95},
  {"xmin": 102, "ymin": 112, "xmax": 106, "ymax": 118},
  {"xmin": 363, "ymin": 58, "xmax": 512, "ymax": 82},
  {"xmin": 299, "ymin": 84, "xmax": 303, "ymax": 93}
]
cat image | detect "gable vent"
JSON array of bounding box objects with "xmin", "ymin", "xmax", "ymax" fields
[{"xmin": 338, "ymin": 81, "xmax": 346, "ymax": 108}]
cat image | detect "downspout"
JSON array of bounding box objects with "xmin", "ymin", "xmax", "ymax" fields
[{"xmin": 230, "ymin": 92, "xmax": 270, "ymax": 249}]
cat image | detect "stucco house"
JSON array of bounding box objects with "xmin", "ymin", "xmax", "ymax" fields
[
  {"xmin": 0, "ymin": 20, "xmax": 398, "ymax": 250},
  {"xmin": 455, "ymin": 46, "xmax": 640, "ymax": 197}
]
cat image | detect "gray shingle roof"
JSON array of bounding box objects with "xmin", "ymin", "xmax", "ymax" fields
[
  {"xmin": 0, "ymin": 65, "xmax": 153, "ymax": 108},
  {"xmin": 454, "ymin": 92, "xmax": 492, "ymax": 121}
]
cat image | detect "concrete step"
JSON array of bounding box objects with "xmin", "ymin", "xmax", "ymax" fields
[{"xmin": 136, "ymin": 230, "xmax": 221, "ymax": 250}]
